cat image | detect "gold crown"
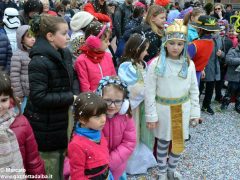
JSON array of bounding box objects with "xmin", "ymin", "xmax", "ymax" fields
[{"xmin": 166, "ymin": 19, "xmax": 188, "ymax": 35}]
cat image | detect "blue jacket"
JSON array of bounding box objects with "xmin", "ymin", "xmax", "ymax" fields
[{"xmin": 0, "ymin": 31, "xmax": 12, "ymax": 73}]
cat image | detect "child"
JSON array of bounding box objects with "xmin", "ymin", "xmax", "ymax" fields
[
  {"xmin": 74, "ymin": 21, "xmax": 116, "ymax": 92},
  {"xmin": 144, "ymin": 19, "xmax": 200, "ymax": 180},
  {"xmin": 23, "ymin": 14, "xmax": 79, "ymax": 179},
  {"xmin": 118, "ymin": 33, "xmax": 149, "ymax": 144},
  {"xmin": 10, "ymin": 25, "xmax": 36, "ymax": 113},
  {"xmin": 118, "ymin": 34, "xmax": 157, "ymax": 174},
  {"xmin": 221, "ymin": 35, "xmax": 240, "ymax": 113},
  {"xmin": 183, "ymin": 7, "xmax": 205, "ymax": 42},
  {"xmin": 96, "ymin": 76, "xmax": 137, "ymax": 179},
  {"xmin": 227, "ymin": 25, "xmax": 238, "ymax": 48},
  {"xmin": 68, "ymin": 92, "xmax": 111, "ymax": 179},
  {"xmin": 0, "ymin": 72, "xmax": 45, "ymax": 177}
]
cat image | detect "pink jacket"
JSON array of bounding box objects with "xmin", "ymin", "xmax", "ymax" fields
[
  {"xmin": 102, "ymin": 114, "xmax": 136, "ymax": 180},
  {"xmin": 74, "ymin": 52, "xmax": 116, "ymax": 92}
]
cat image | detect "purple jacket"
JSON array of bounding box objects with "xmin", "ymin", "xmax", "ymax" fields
[{"xmin": 102, "ymin": 114, "xmax": 136, "ymax": 179}]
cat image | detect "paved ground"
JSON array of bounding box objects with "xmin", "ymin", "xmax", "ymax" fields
[{"xmin": 127, "ymin": 100, "xmax": 240, "ymax": 180}]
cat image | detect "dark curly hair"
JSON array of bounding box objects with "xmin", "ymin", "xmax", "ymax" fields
[{"xmin": 24, "ymin": 0, "xmax": 43, "ymax": 16}]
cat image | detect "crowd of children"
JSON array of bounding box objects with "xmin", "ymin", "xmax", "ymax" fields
[{"xmin": 0, "ymin": 0, "xmax": 240, "ymax": 179}]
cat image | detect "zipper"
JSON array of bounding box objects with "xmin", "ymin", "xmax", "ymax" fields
[{"xmin": 98, "ymin": 63, "xmax": 103, "ymax": 78}]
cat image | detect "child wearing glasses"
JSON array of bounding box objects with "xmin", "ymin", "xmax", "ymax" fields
[
  {"xmin": 96, "ymin": 76, "xmax": 136, "ymax": 180},
  {"xmin": 74, "ymin": 21, "xmax": 116, "ymax": 92}
]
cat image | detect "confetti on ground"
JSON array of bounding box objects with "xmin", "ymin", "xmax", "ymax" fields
[{"xmin": 127, "ymin": 99, "xmax": 240, "ymax": 180}]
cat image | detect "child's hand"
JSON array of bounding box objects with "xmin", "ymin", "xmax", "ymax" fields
[
  {"xmin": 216, "ymin": 50, "xmax": 222, "ymax": 57},
  {"xmin": 201, "ymin": 70, "xmax": 205, "ymax": 79},
  {"xmin": 146, "ymin": 122, "xmax": 158, "ymax": 129},
  {"xmin": 190, "ymin": 118, "xmax": 200, "ymax": 127}
]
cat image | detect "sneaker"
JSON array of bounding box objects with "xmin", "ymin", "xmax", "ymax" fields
[
  {"xmin": 158, "ymin": 173, "xmax": 167, "ymax": 180},
  {"xmin": 167, "ymin": 171, "xmax": 183, "ymax": 180},
  {"xmin": 201, "ymin": 106, "xmax": 215, "ymax": 115}
]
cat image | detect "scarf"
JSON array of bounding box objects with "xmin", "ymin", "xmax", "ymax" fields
[
  {"xmin": 75, "ymin": 122, "xmax": 101, "ymax": 142},
  {"xmin": 0, "ymin": 109, "xmax": 25, "ymax": 177},
  {"xmin": 80, "ymin": 45, "xmax": 105, "ymax": 64}
]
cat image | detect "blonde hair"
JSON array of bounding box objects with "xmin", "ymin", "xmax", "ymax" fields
[
  {"xmin": 214, "ymin": 3, "xmax": 225, "ymax": 13},
  {"xmin": 145, "ymin": 5, "xmax": 166, "ymax": 37}
]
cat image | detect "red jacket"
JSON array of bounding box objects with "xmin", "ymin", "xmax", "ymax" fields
[
  {"xmin": 75, "ymin": 52, "xmax": 116, "ymax": 92},
  {"xmin": 84, "ymin": 3, "xmax": 112, "ymax": 23},
  {"xmin": 68, "ymin": 134, "xmax": 109, "ymax": 180},
  {"xmin": 10, "ymin": 115, "xmax": 46, "ymax": 177},
  {"xmin": 189, "ymin": 39, "xmax": 214, "ymax": 71}
]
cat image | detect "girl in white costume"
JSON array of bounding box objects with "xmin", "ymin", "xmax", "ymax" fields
[{"xmin": 144, "ymin": 19, "xmax": 200, "ymax": 180}]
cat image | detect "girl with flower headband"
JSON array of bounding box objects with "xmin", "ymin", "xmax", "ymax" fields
[
  {"xmin": 68, "ymin": 92, "xmax": 114, "ymax": 179},
  {"xmin": 144, "ymin": 19, "xmax": 200, "ymax": 180},
  {"xmin": 24, "ymin": 14, "xmax": 79, "ymax": 179},
  {"xmin": 74, "ymin": 21, "xmax": 116, "ymax": 92},
  {"xmin": 96, "ymin": 76, "xmax": 136, "ymax": 179}
]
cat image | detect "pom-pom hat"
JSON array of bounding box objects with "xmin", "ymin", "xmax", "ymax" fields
[{"xmin": 155, "ymin": 0, "xmax": 170, "ymax": 7}]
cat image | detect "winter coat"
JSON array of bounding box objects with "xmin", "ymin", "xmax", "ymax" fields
[
  {"xmin": 10, "ymin": 25, "xmax": 31, "ymax": 98},
  {"xmin": 84, "ymin": 2, "xmax": 111, "ymax": 24},
  {"xmin": 10, "ymin": 115, "xmax": 46, "ymax": 177},
  {"xmin": 225, "ymin": 46, "xmax": 240, "ymax": 82},
  {"xmin": 24, "ymin": 36, "xmax": 79, "ymax": 152},
  {"xmin": 131, "ymin": 23, "xmax": 162, "ymax": 62},
  {"xmin": 68, "ymin": 133, "xmax": 109, "ymax": 180},
  {"xmin": 202, "ymin": 35, "xmax": 224, "ymax": 82},
  {"xmin": 74, "ymin": 52, "xmax": 116, "ymax": 92},
  {"xmin": 0, "ymin": 31, "xmax": 12, "ymax": 73},
  {"xmin": 114, "ymin": 2, "xmax": 133, "ymax": 39},
  {"xmin": 123, "ymin": 17, "xmax": 143, "ymax": 41},
  {"xmin": 18, "ymin": 10, "xmax": 30, "ymax": 25},
  {"xmin": 102, "ymin": 114, "xmax": 136, "ymax": 180}
]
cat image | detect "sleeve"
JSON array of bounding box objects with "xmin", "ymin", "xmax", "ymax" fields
[
  {"xmin": 189, "ymin": 61, "xmax": 201, "ymax": 119},
  {"xmin": 109, "ymin": 116, "xmax": 136, "ymax": 171},
  {"xmin": 6, "ymin": 36, "xmax": 12, "ymax": 74},
  {"xmin": 28, "ymin": 57, "xmax": 74, "ymax": 108},
  {"xmin": 84, "ymin": 3, "xmax": 111, "ymax": 23},
  {"xmin": 24, "ymin": 116, "xmax": 46, "ymax": 176},
  {"xmin": 72, "ymin": 69, "xmax": 80, "ymax": 95},
  {"xmin": 113, "ymin": 8, "xmax": 122, "ymax": 39},
  {"xmin": 188, "ymin": 43, "xmax": 197, "ymax": 60},
  {"xmin": 144, "ymin": 58, "xmax": 158, "ymax": 122},
  {"xmin": 68, "ymin": 142, "xmax": 88, "ymax": 180},
  {"xmin": 10, "ymin": 53, "xmax": 24, "ymax": 98},
  {"xmin": 225, "ymin": 49, "xmax": 240, "ymax": 66},
  {"xmin": 74, "ymin": 57, "xmax": 91, "ymax": 92}
]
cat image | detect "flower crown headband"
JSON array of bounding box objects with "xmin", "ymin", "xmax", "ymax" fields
[{"xmin": 96, "ymin": 76, "xmax": 129, "ymax": 99}]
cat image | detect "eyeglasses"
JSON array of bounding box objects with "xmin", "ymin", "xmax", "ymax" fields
[
  {"xmin": 215, "ymin": 8, "xmax": 221, "ymax": 10},
  {"xmin": 104, "ymin": 99, "xmax": 123, "ymax": 106}
]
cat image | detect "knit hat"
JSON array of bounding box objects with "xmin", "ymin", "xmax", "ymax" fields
[
  {"xmin": 70, "ymin": 11, "xmax": 94, "ymax": 32},
  {"xmin": 155, "ymin": 19, "xmax": 189, "ymax": 78}
]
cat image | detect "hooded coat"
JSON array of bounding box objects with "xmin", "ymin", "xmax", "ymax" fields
[
  {"xmin": 24, "ymin": 36, "xmax": 79, "ymax": 151},
  {"xmin": 10, "ymin": 25, "xmax": 31, "ymax": 98}
]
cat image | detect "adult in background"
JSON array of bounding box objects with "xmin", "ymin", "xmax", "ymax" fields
[
  {"xmin": 18, "ymin": 0, "xmax": 42, "ymax": 25},
  {"xmin": 114, "ymin": 0, "xmax": 133, "ymax": 40},
  {"xmin": 212, "ymin": 3, "xmax": 226, "ymax": 20},
  {"xmin": 84, "ymin": 0, "xmax": 112, "ymax": 25}
]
